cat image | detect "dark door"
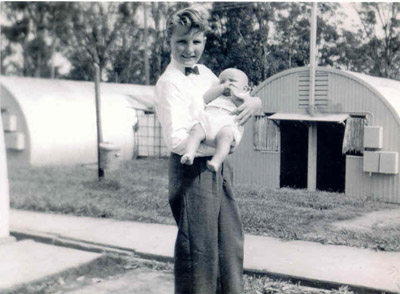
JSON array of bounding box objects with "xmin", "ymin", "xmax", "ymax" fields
[
  {"xmin": 280, "ymin": 121, "xmax": 308, "ymax": 189},
  {"xmin": 316, "ymin": 122, "xmax": 346, "ymax": 193}
]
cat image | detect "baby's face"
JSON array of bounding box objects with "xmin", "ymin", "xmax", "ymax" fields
[{"xmin": 219, "ymin": 69, "xmax": 248, "ymax": 96}]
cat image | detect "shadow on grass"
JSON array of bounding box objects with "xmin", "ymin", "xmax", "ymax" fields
[{"xmin": 83, "ymin": 180, "xmax": 122, "ymax": 191}]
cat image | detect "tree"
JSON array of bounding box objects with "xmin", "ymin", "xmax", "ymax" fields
[
  {"xmin": 2, "ymin": 2, "xmax": 48, "ymax": 77},
  {"xmin": 1, "ymin": 31, "xmax": 16, "ymax": 75},
  {"xmin": 105, "ymin": 2, "xmax": 143, "ymax": 84},
  {"xmin": 203, "ymin": 2, "xmax": 278, "ymax": 85},
  {"xmin": 149, "ymin": 2, "xmax": 174, "ymax": 84},
  {"xmin": 273, "ymin": 2, "xmax": 341, "ymax": 70},
  {"xmin": 315, "ymin": 3, "xmax": 341, "ymax": 67},
  {"xmin": 148, "ymin": 2, "xmax": 189, "ymax": 84},
  {"xmin": 1, "ymin": 2, "xmax": 71, "ymax": 78},
  {"xmin": 356, "ymin": 2, "xmax": 400, "ymax": 79},
  {"xmin": 335, "ymin": 3, "xmax": 400, "ymax": 79},
  {"xmin": 63, "ymin": 2, "xmax": 131, "ymax": 81},
  {"xmin": 106, "ymin": 2, "xmax": 189, "ymax": 84},
  {"xmin": 203, "ymin": 2, "xmax": 342, "ymax": 85},
  {"xmin": 274, "ymin": 2, "xmax": 310, "ymax": 69}
]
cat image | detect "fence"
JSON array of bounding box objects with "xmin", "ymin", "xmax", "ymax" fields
[{"xmin": 135, "ymin": 111, "xmax": 168, "ymax": 157}]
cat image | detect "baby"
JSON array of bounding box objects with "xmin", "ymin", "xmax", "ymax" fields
[{"xmin": 181, "ymin": 68, "xmax": 251, "ymax": 171}]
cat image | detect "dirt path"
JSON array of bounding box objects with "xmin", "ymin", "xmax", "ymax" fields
[
  {"xmin": 64, "ymin": 268, "xmax": 173, "ymax": 294},
  {"xmin": 332, "ymin": 208, "xmax": 400, "ymax": 231}
]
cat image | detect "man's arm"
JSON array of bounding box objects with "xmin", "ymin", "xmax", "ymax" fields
[{"xmin": 155, "ymin": 80, "xmax": 195, "ymax": 155}]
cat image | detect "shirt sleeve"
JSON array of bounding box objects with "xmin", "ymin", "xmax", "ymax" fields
[
  {"xmin": 155, "ymin": 67, "xmax": 219, "ymax": 157},
  {"xmin": 155, "ymin": 79, "xmax": 193, "ymax": 155}
]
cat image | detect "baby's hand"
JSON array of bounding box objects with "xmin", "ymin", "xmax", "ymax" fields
[{"xmin": 222, "ymin": 86, "xmax": 232, "ymax": 96}]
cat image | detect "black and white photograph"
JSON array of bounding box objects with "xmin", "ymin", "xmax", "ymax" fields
[{"xmin": 1, "ymin": 1, "xmax": 400, "ymax": 293}]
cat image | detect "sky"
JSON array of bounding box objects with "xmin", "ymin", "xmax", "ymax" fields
[{"xmin": 337, "ymin": 2, "xmax": 361, "ymax": 29}]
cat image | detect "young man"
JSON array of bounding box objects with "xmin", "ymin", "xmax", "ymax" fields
[{"xmin": 155, "ymin": 7, "xmax": 261, "ymax": 294}]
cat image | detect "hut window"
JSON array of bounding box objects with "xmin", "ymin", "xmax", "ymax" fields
[
  {"xmin": 342, "ymin": 116, "xmax": 367, "ymax": 155},
  {"xmin": 253, "ymin": 114, "xmax": 279, "ymax": 152}
]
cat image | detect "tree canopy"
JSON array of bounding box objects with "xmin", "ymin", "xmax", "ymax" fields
[{"xmin": 1, "ymin": 2, "xmax": 399, "ymax": 84}]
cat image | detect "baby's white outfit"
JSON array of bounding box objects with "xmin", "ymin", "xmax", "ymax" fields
[{"xmin": 202, "ymin": 95, "xmax": 244, "ymax": 147}]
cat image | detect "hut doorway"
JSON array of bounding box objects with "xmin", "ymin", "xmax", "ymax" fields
[
  {"xmin": 316, "ymin": 122, "xmax": 346, "ymax": 192},
  {"xmin": 280, "ymin": 120, "xmax": 308, "ymax": 189},
  {"xmin": 279, "ymin": 120, "xmax": 346, "ymax": 192}
]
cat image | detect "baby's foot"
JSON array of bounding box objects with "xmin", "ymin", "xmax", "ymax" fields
[
  {"xmin": 207, "ymin": 160, "xmax": 220, "ymax": 172},
  {"xmin": 181, "ymin": 154, "xmax": 194, "ymax": 165}
]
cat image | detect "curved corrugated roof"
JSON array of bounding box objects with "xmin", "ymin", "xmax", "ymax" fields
[
  {"xmin": 340, "ymin": 70, "xmax": 400, "ymax": 120},
  {"xmin": 0, "ymin": 76, "xmax": 154, "ymax": 110},
  {"xmin": 254, "ymin": 67, "xmax": 400, "ymax": 121}
]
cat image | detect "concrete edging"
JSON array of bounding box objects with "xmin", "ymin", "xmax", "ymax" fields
[{"xmin": 11, "ymin": 229, "xmax": 395, "ymax": 294}]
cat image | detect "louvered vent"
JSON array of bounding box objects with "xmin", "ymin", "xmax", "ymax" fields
[{"xmin": 298, "ymin": 70, "xmax": 329, "ymax": 108}]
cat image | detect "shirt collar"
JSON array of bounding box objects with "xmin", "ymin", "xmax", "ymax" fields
[{"xmin": 170, "ymin": 57, "xmax": 199, "ymax": 76}]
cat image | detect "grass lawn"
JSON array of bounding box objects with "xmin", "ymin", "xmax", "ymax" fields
[{"xmin": 8, "ymin": 157, "xmax": 400, "ymax": 252}]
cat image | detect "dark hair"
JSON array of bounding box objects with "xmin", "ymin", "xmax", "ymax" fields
[{"xmin": 166, "ymin": 8, "xmax": 208, "ymax": 40}]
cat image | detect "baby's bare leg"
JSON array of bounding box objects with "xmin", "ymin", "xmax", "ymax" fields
[
  {"xmin": 207, "ymin": 127, "xmax": 234, "ymax": 172},
  {"xmin": 181, "ymin": 123, "xmax": 206, "ymax": 165}
]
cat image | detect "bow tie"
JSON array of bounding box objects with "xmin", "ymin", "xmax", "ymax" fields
[{"xmin": 185, "ymin": 66, "xmax": 199, "ymax": 76}]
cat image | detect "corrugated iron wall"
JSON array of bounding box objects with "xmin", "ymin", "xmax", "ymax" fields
[
  {"xmin": 346, "ymin": 156, "xmax": 398, "ymax": 203},
  {"xmin": 231, "ymin": 118, "xmax": 280, "ymax": 188},
  {"xmin": 232, "ymin": 67, "xmax": 399, "ymax": 203},
  {"xmin": 254, "ymin": 69, "xmax": 331, "ymax": 113},
  {"xmin": 1, "ymin": 86, "xmax": 31, "ymax": 165},
  {"xmin": 329, "ymin": 72, "xmax": 400, "ymax": 202},
  {"xmin": 232, "ymin": 69, "xmax": 299, "ymax": 187},
  {"xmin": 256, "ymin": 73, "xmax": 299, "ymax": 113},
  {"xmin": 329, "ymin": 72, "xmax": 400, "ymax": 152}
]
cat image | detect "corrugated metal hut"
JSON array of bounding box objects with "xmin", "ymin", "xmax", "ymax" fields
[
  {"xmin": 231, "ymin": 67, "xmax": 400, "ymax": 203},
  {"xmin": 1, "ymin": 76, "xmax": 154, "ymax": 166}
]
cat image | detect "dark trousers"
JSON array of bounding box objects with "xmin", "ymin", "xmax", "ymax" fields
[{"xmin": 169, "ymin": 153, "xmax": 244, "ymax": 294}]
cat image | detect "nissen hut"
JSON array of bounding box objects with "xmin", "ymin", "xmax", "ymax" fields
[
  {"xmin": 1, "ymin": 76, "xmax": 154, "ymax": 166},
  {"xmin": 231, "ymin": 67, "xmax": 400, "ymax": 203}
]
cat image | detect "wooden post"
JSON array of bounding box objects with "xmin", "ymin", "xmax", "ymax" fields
[
  {"xmin": 307, "ymin": 2, "xmax": 318, "ymax": 191},
  {"xmin": 308, "ymin": 123, "xmax": 317, "ymax": 191},
  {"xmin": 94, "ymin": 64, "xmax": 104, "ymax": 180}
]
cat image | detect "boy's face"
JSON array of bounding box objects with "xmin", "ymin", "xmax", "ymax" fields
[{"xmin": 170, "ymin": 26, "xmax": 206, "ymax": 68}]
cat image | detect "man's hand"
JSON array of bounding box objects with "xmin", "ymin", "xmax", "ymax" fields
[{"xmin": 231, "ymin": 96, "xmax": 262, "ymax": 126}]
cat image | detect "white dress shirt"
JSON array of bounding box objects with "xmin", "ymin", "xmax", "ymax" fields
[{"xmin": 155, "ymin": 58, "xmax": 219, "ymax": 156}]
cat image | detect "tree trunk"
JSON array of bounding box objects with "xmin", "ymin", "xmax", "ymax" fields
[
  {"xmin": 35, "ymin": 54, "xmax": 41, "ymax": 77},
  {"xmin": 50, "ymin": 38, "xmax": 58, "ymax": 79}
]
